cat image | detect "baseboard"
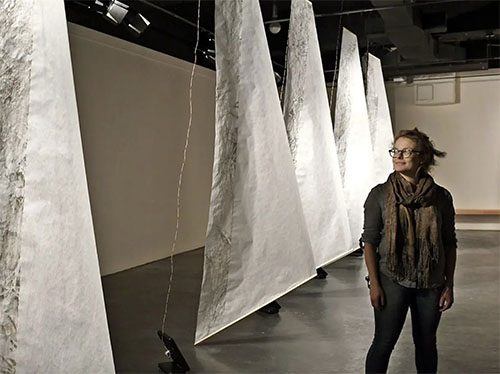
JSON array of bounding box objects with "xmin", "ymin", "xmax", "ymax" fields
[{"xmin": 456, "ymin": 215, "xmax": 500, "ymax": 231}]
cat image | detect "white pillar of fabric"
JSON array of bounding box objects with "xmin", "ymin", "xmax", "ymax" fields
[
  {"xmin": 283, "ymin": 0, "xmax": 353, "ymax": 266},
  {"xmin": 366, "ymin": 53, "xmax": 394, "ymax": 184},
  {"xmin": 195, "ymin": 0, "xmax": 316, "ymax": 344},
  {"xmin": 334, "ymin": 28, "xmax": 376, "ymax": 248},
  {"xmin": 13, "ymin": 0, "xmax": 115, "ymax": 372}
]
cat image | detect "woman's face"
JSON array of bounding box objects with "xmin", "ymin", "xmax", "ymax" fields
[{"xmin": 392, "ymin": 137, "xmax": 421, "ymax": 176}]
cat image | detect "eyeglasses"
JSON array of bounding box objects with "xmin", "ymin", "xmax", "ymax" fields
[{"xmin": 388, "ymin": 148, "xmax": 421, "ymax": 158}]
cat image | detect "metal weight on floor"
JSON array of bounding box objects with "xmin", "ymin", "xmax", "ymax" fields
[{"xmin": 157, "ymin": 330, "xmax": 190, "ymax": 373}]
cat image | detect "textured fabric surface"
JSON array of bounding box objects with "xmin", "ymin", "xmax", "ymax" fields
[
  {"xmin": 12, "ymin": 0, "xmax": 115, "ymax": 372},
  {"xmin": 385, "ymin": 173, "xmax": 442, "ymax": 288},
  {"xmin": 333, "ymin": 28, "xmax": 376, "ymax": 248},
  {"xmin": 283, "ymin": 0, "xmax": 353, "ymax": 266},
  {"xmin": 0, "ymin": 1, "xmax": 33, "ymax": 372},
  {"xmin": 196, "ymin": 0, "xmax": 316, "ymax": 344},
  {"xmin": 366, "ymin": 53, "xmax": 394, "ymax": 184}
]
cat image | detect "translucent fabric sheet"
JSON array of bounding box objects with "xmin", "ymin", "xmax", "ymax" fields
[
  {"xmin": 11, "ymin": 0, "xmax": 115, "ymax": 372},
  {"xmin": 283, "ymin": 0, "xmax": 353, "ymax": 265},
  {"xmin": 195, "ymin": 0, "xmax": 316, "ymax": 344},
  {"xmin": 333, "ymin": 28, "xmax": 376, "ymax": 248},
  {"xmin": 0, "ymin": 1, "xmax": 33, "ymax": 371},
  {"xmin": 366, "ymin": 53, "xmax": 394, "ymax": 184}
]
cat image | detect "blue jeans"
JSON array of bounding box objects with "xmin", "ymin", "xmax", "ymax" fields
[{"xmin": 366, "ymin": 273, "xmax": 443, "ymax": 373}]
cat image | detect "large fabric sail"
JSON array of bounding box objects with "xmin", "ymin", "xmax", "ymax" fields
[
  {"xmin": 282, "ymin": 0, "xmax": 352, "ymax": 265},
  {"xmin": 0, "ymin": 1, "xmax": 33, "ymax": 370},
  {"xmin": 333, "ymin": 28, "xmax": 376, "ymax": 248},
  {"xmin": 0, "ymin": 0, "xmax": 114, "ymax": 372},
  {"xmin": 366, "ymin": 53, "xmax": 394, "ymax": 184},
  {"xmin": 195, "ymin": 0, "xmax": 316, "ymax": 344}
]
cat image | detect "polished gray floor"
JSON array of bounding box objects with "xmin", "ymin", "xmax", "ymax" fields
[{"xmin": 102, "ymin": 230, "xmax": 500, "ymax": 373}]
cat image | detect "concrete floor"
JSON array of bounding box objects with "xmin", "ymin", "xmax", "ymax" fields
[{"xmin": 102, "ymin": 230, "xmax": 500, "ymax": 373}]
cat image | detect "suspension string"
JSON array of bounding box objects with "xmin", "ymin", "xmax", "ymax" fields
[
  {"xmin": 364, "ymin": 36, "xmax": 370, "ymax": 91},
  {"xmin": 279, "ymin": 32, "xmax": 290, "ymax": 105},
  {"xmin": 329, "ymin": 0, "xmax": 344, "ymax": 110},
  {"xmin": 161, "ymin": 0, "xmax": 202, "ymax": 335}
]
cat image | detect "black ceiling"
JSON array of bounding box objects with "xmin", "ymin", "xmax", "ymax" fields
[{"xmin": 65, "ymin": 0, "xmax": 500, "ymax": 82}]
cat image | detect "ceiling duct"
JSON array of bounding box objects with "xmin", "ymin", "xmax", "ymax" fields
[
  {"xmin": 383, "ymin": 61, "xmax": 488, "ymax": 78},
  {"xmin": 371, "ymin": 0, "xmax": 465, "ymax": 63}
]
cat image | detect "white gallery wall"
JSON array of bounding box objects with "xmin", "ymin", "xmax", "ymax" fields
[
  {"xmin": 68, "ymin": 23, "xmax": 216, "ymax": 275},
  {"xmin": 386, "ymin": 71, "xmax": 500, "ymax": 230}
]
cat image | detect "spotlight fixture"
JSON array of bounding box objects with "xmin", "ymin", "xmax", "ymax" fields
[
  {"xmin": 107, "ymin": 1, "xmax": 151, "ymax": 35},
  {"xmin": 198, "ymin": 33, "xmax": 216, "ymax": 62},
  {"xmin": 74, "ymin": 0, "xmax": 150, "ymax": 36},
  {"xmin": 274, "ymin": 71, "xmax": 282, "ymax": 84},
  {"xmin": 268, "ymin": 2, "xmax": 281, "ymax": 34},
  {"xmin": 200, "ymin": 48, "xmax": 215, "ymax": 63},
  {"xmin": 124, "ymin": 12, "xmax": 150, "ymax": 35},
  {"xmin": 74, "ymin": 0, "xmax": 106, "ymax": 14},
  {"xmin": 105, "ymin": 0, "xmax": 129, "ymax": 24},
  {"xmin": 93, "ymin": 0, "xmax": 105, "ymax": 12}
]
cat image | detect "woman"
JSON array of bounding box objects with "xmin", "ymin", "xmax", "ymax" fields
[{"xmin": 362, "ymin": 128, "xmax": 457, "ymax": 374}]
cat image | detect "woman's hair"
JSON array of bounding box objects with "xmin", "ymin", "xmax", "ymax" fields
[{"xmin": 394, "ymin": 127, "xmax": 446, "ymax": 172}]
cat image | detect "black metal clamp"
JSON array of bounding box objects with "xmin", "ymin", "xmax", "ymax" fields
[{"xmin": 157, "ymin": 331, "xmax": 190, "ymax": 373}]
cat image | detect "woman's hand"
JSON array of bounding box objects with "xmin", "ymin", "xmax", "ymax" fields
[
  {"xmin": 439, "ymin": 286, "xmax": 454, "ymax": 312},
  {"xmin": 370, "ymin": 283, "xmax": 385, "ymax": 311},
  {"xmin": 364, "ymin": 243, "xmax": 385, "ymax": 311}
]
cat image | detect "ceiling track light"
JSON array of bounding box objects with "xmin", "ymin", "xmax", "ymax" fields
[
  {"xmin": 105, "ymin": 0, "xmax": 129, "ymax": 24},
  {"xmin": 124, "ymin": 12, "xmax": 151, "ymax": 35},
  {"xmin": 73, "ymin": 0, "xmax": 150, "ymax": 36}
]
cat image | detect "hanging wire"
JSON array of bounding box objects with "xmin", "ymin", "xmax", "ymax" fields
[
  {"xmin": 279, "ymin": 33, "xmax": 290, "ymax": 105},
  {"xmin": 161, "ymin": 0, "xmax": 202, "ymax": 335},
  {"xmin": 362, "ymin": 34, "xmax": 370, "ymax": 94},
  {"xmin": 278, "ymin": 1, "xmax": 290, "ymax": 106},
  {"xmin": 329, "ymin": 0, "xmax": 345, "ymax": 110}
]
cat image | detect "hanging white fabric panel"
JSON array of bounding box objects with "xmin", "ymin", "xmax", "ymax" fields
[
  {"xmin": 366, "ymin": 53, "xmax": 394, "ymax": 184},
  {"xmin": 334, "ymin": 28, "xmax": 376, "ymax": 249},
  {"xmin": 283, "ymin": 0, "xmax": 352, "ymax": 265},
  {"xmin": 7, "ymin": 0, "xmax": 115, "ymax": 372},
  {"xmin": 196, "ymin": 0, "xmax": 316, "ymax": 344},
  {"xmin": 0, "ymin": 1, "xmax": 33, "ymax": 370}
]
